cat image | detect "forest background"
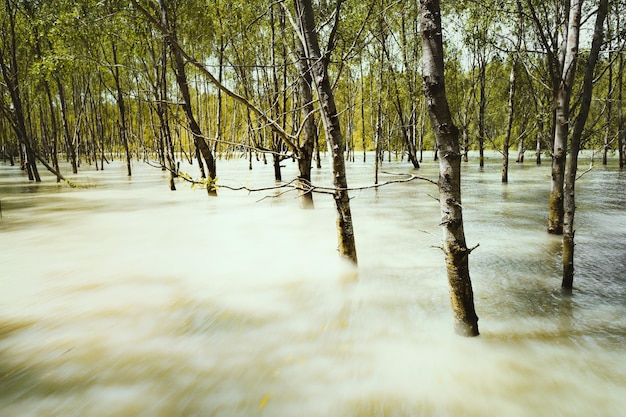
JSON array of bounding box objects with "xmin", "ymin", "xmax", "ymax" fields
[{"xmin": 3, "ymin": 0, "xmax": 625, "ymax": 181}]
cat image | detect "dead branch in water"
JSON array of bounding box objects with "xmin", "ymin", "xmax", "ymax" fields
[{"xmin": 158, "ymin": 163, "xmax": 438, "ymax": 197}]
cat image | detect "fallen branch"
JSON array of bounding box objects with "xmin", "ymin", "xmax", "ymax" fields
[{"xmin": 151, "ymin": 162, "xmax": 438, "ymax": 198}]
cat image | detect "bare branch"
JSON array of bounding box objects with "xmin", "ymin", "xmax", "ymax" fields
[
  {"xmin": 130, "ymin": 0, "xmax": 300, "ymax": 153},
  {"xmin": 576, "ymin": 162, "xmax": 594, "ymax": 181}
]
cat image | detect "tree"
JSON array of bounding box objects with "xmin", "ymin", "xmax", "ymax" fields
[
  {"xmin": 420, "ymin": 0, "xmax": 479, "ymax": 336},
  {"xmin": 156, "ymin": 0, "xmax": 217, "ymax": 195},
  {"xmin": 562, "ymin": 0, "xmax": 608, "ymax": 289},
  {"xmin": 293, "ymin": 0, "xmax": 358, "ymax": 264},
  {"xmin": 547, "ymin": 0, "xmax": 582, "ymax": 235},
  {"xmin": 502, "ymin": 0, "xmax": 523, "ymax": 183},
  {"xmin": 0, "ymin": 0, "xmax": 40, "ymax": 181}
]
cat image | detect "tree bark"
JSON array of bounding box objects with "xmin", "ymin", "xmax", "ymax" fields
[
  {"xmin": 549, "ymin": 0, "xmax": 581, "ymax": 235},
  {"xmin": 420, "ymin": 0, "xmax": 479, "ymax": 337},
  {"xmin": 294, "ymin": 36, "xmax": 317, "ymax": 209},
  {"xmin": 562, "ymin": 0, "xmax": 608, "ymax": 290},
  {"xmin": 294, "ymin": 0, "xmax": 357, "ymax": 264}
]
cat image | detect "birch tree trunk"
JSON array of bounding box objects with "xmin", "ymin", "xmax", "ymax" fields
[
  {"xmin": 294, "ymin": 0, "xmax": 358, "ymax": 264},
  {"xmin": 549, "ymin": 0, "xmax": 581, "ymax": 235},
  {"xmin": 562, "ymin": 0, "xmax": 608, "ymax": 290},
  {"xmin": 420, "ymin": 0, "xmax": 479, "ymax": 336}
]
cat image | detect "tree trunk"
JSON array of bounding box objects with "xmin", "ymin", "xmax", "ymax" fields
[
  {"xmin": 549, "ymin": 0, "xmax": 581, "ymax": 235},
  {"xmin": 360, "ymin": 56, "xmax": 367, "ymax": 163},
  {"xmin": 602, "ymin": 42, "xmax": 613, "ymax": 167},
  {"xmin": 156, "ymin": 37, "xmax": 177, "ymax": 190},
  {"xmin": 382, "ymin": 25, "xmax": 418, "ymax": 169},
  {"xmin": 420, "ymin": 0, "xmax": 479, "ymax": 337},
  {"xmin": 562, "ymin": 0, "xmax": 607, "ymax": 290},
  {"xmin": 294, "ymin": 0, "xmax": 357, "ymax": 264},
  {"xmin": 536, "ymin": 117, "xmax": 543, "ymax": 165},
  {"xmin": 478, "ymin": 57, "xmax": 486, "ymax": 168},
  {"xmin": 0, "ymin": 2, "xmax": 40, "ymax": 182},
  {"xmin": 294, "ymin": 35, "xmax": 317, "ymax": 209},
  {"xmin": 43, "ymin": 83, "xmax": 61, "ymax": 182},
  {"xmin": 516, "ymin": 138, "xmax": 524, "ymax": 163},
  {"xmin": 617, "ymin": 54, "xmax": 626, "ymax": 168},
  {"xmin": 158, "ymin": 0, "xmax": 217, "ymax": 195},
  {"xmin": 111, "ymin": 42, "xmax": 132, "ymax": 177},
  {"xmin": 502, "ymin": 59, "xmax": 517, "ymax": 183}
]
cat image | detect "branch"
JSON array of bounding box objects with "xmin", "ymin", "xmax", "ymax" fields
[
  {"xmin": 576, "ymin": 162, "xmax": 593, "ymax": 181},
  {"xmin": 323, "ymin": 0, "xmax": 343, "ymax": 65},
  {"xmin": 158, "ymin": 167, "xmax": 438, "ymax": 198},
  {"xmin": 129, "ymin": 0, "xmax": 300, "ymax": 153}
]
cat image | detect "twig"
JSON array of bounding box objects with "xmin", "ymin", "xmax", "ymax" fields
[{"xmin": 576, "ymin": 162, "xmax": 594, "ymax": 181}]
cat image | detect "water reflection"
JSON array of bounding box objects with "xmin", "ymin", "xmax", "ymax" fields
[{"xmin": 1, "ymin": 154, "xmax": 625, "ymax": 416}]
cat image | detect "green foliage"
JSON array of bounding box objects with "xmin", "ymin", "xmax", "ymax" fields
[{"xmin": 1, "ymin": 0, "xmax": 623, "ymax": 171}]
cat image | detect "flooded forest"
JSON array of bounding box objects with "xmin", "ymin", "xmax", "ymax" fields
[{"xmin": 1, "ymin": 0, "xmax": 626, "ymax": 416}]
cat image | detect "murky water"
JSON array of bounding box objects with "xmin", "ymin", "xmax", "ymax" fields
[{"xmin": 1, "ymin": 152, "xmax": 625, "ymax": 417}]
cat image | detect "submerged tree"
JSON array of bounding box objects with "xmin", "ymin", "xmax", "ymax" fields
[
  {"xmin": 293, "ymin": 0, "xmax": 358, "ymax": 264},
  {"xmin": 156, "ymin": 0, "xmax": 217, "ymax": 195},
  {"xmin": 0, "ymin": 0, "xmax": 40, "ymax": 181},
  {"xmin": 420, "ymin": 0, "xmax": 479, "ymax": 336},
  {"xmin": 562, "ymin": 0, "xmax": 608, "ymax": 289}
]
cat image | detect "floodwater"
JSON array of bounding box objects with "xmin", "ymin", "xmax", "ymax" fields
[{"xmin": 1, "ymin": 152, "xmax": 625, "ymax": 417}]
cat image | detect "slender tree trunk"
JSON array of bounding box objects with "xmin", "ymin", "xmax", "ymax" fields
[
  {"xmin": 619, "ymin": 51, "xmax": 625, "ymax": 168},
  {"xmin": 269, "ymin": 4, "xmax": 283, "ymax": 182},
  {"xmin": 0, "ymin": 2, "xmax": 40, "ymax": 181},
  {"xmin": 420, "ymin": 0, "xmax": 479, "ymax": 337},
  {"xmin": 382, "ymin": 24, "xmax": 418, "ymax": 169},
  {"xmin": 502, "ymin": 59, "xmax": 517, "ymax": 183},
  {"xmin": 478, "ymin": 57, "xmax": 486, "ymax": 168},
  {"xmin": 419, "ymin": 98, "xmax": 425, "ymax": 162},
  {"xmin": 43, "ymin": 83, "xmax": 61, "ymax": 182},
  {"xmin": 111, "ymin": 42, "xmax": 132, "ymax": 177},
  {"xmin": 549, "ymin": 0, "xmax": 581, "ymax": 235},
  {"xmin": 295, "ymin": 0, "xmax": 357, "ymax": 264},
  {"xmin": 516, "ymin": 136, "xmax": 525, "ymax": 163},
  {"xmin": 215, "ymin": 34, "xmax": 225, "ymax": 155},
  {"xmin": 401, "ymin": 14, "xmax": 420, "ymax": 169},
  {"xmin": 562, "ymin": 0, "xmax": 608, "ymax": 289},
  {"xmin": 602, "ymin": 43, "xmax": 613, "ymax": 166},
  {"xmin": 360, "ymin": 56, "xmax": 366, "ymax": 163},
  {"xmin": 374, "ymin": 57, "xmax": 383, "ymax": 185},
  {"xmin": 294, "ymin": 35, "xmax": 316, "ymax": 209},
  {"xmin": 158, "ymin": 0, "xmax": 217, "ymax": 195},
  {"xmin": 157, "ymin": 38, "xmax": 177, "ymax": 190},
  {"xmin": 536, "ymin": 117, "xmax": 543, "ymax": 164}
]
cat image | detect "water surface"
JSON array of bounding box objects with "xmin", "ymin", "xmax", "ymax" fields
[{"xmin": 1, "ymin": 153, "xmax": 625, "ymax": 416}]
